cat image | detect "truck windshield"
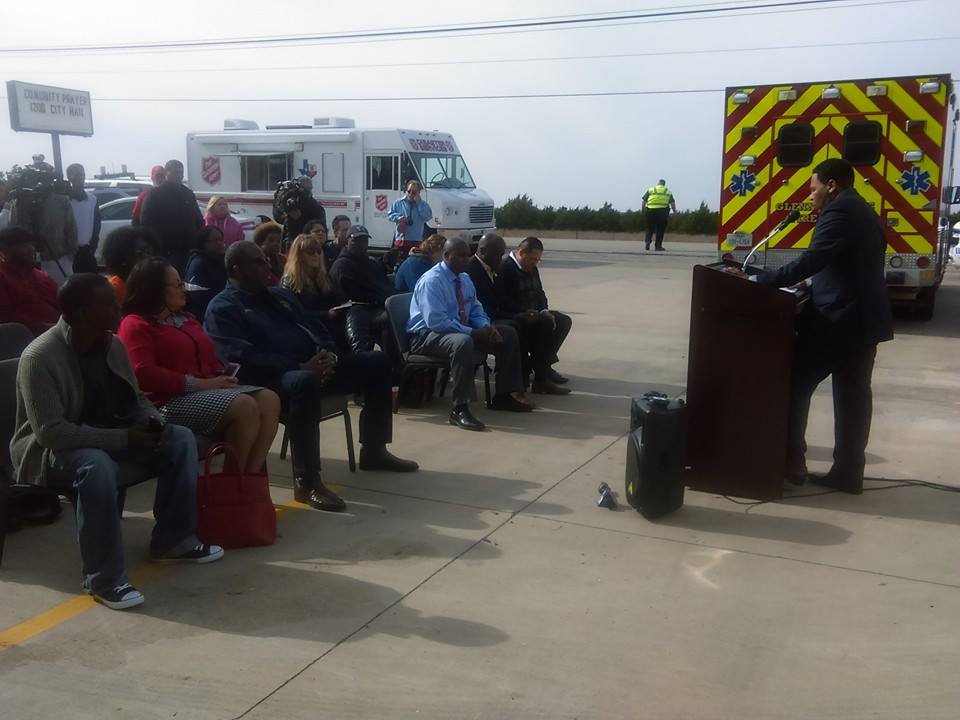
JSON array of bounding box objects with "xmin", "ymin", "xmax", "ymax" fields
[{"xmin": 409, "ymin": 153, "xmax": 476, "ymax": 189}]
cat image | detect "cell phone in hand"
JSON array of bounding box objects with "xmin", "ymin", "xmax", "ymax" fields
[{"xmin": 224, "ymin": 363, "xmax": 241, "ymax": 378}]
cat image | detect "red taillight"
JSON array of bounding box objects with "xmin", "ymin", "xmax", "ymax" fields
[
  {"xmin": 722, "ymin": 253, "xmax": 734, "ymax": 262},
  {"xmin": 917, "ymin": 256, "xmax": 930, "ymax": 268}
]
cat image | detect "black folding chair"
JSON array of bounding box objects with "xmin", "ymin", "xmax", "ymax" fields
[
  {"xmin": 0, "ymin": 323, "xmax": 34, "ymax": 361},
  {"xmin": 278, "ymin": 394, "xmax": 356, "ymax": 472},
  {"xmin": 384, "ymin": 293, "xmax": 491, "ymax": 413}
]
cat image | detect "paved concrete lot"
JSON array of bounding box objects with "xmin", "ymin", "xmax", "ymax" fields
[{"xmin": 2, "ymin": 240, "xmax": 958, "ymax": 719}]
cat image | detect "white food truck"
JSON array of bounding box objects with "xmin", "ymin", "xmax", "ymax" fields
[{"xmin": 186, "ymin": 117, "xmax": 496, "ymax": 248}]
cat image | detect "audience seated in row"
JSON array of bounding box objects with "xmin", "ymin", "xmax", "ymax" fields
[
  {"xmin": 117, "ymin": 257, "xmax": 279, "ymax": 473},
  {"xmin": 324, "ymin": 214, "xmax": 352, "ymax": 268},
  {"xmin": 203, "ymin": 195, "xmax": 245, "ymax": 247},
  {"xmin": 329, "ymin": 225, "xmax": 395, "ymax": 356},
  {"xmin": 204, "ymin": 241, "xmax": 418, "ymax": 512},
  {"xmin": 281, "ymin": 233, "xmax": 350, "ymax": 352},
  {"xmin": 469, "ymin": 234, "xmax": 572, "ymax": 395},
  {"xmin": 253, "ymin": 221, "xmax": 286, "ymax": 286},
  {"xmin": 183, "ymin": 225, "xmax": 228, "ymax": 320},
  {"xmin": 11, "ymin": 274, "xmax": 224, "ymax": 611},
  {"xmin": 407, "ymin": 237, "xmax": 535, "ymax": 432},
  {"xmin": 0, "ymin": 227, "xmax": 60, "ymax": 337},
  {"xmin": 101, "ymin": 225, "xmax": 159, "ymax": 304},
  {"xmin": 394, "ymin": 233, "xmax": 446, "ymax": 293}
]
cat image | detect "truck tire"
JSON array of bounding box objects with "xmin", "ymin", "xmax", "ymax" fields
[{"xmin": 915, "ymin": 287, "xmax": 936, "ymax": 321}]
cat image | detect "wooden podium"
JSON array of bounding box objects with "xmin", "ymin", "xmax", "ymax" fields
[{"xmin": 685, "ymin": 264, "xmax": 800, "ymax": 500}]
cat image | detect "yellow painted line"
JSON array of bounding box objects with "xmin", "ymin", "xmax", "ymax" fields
[
  {"xmin": 0, "ymin": 497, "xmax": 316, "ymax": 651},
  {"xmin": 0, "ymin": 595, "xmax": 95, "ymax": 650}
]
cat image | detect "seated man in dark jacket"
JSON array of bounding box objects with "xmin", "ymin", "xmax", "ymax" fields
[
  {"xmin": 497, "ymin": 236, "xmax": 572, "ymax": 395},
  {"xmin": 204, "ymin": 241, "xmax": 417, "ymax": 512},
  {"xmin": 328, "ymin": 225, "xmax": 394, "ymax": 355},
  {"xmin": 467, "ymin": 232, "xmax": 568, "ymax": 394}
]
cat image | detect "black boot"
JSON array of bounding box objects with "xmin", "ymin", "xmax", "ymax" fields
[{"xmin": 294, "ymin": 474, "xmax": 346, "ymax": 512}]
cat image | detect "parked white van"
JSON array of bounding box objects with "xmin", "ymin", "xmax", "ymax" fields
[{"xmin": 186, "ymin": 118, "xmax": 496, "ymax": 248}]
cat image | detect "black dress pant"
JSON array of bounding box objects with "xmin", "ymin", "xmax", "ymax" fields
[
  {"xmin": 645, "ymin": 208, "xmax": 670, "ymax": 249},
  {"xmin": 508, "ymin": 310, "xmax": 572, "ymax": 383},
  {"xmin": 277, "ymin": 351, "xmax": 393, "ymax": 476},
  {"xmin": 787, "ymin": 335, "xmax": 877, "ymax": 483}
]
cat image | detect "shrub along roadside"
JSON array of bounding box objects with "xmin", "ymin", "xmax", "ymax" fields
[{"xmin": 495, "ymin": 194, "xmax": 719, "ymax": 235}]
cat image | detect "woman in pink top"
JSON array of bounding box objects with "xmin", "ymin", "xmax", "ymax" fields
[{"xmin": 204, "ymin": 195, "xmax": 245, "ymax": 247}]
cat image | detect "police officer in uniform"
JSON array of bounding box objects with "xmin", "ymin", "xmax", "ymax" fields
[{"xmin": 641, "ymin": 179, "xmax": 676, "ymax": 251}]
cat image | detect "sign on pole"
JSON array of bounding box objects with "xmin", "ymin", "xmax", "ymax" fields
[
  {"xmin": 6, "ymin": 80, "xmax": 93, "ymax": 174},
  {"xmin": 7, "ymin": 81, "xmax": 93, "ymax": 136}
]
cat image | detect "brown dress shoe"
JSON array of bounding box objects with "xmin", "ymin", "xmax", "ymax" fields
[{"xmin": 294, "ymin": 475, "xmax": 346, "ymax": 512}]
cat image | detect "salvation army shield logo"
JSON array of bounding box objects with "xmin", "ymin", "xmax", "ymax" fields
[
  {"xmin": 201, "ymin": 156, "xmax": 221, "ymax": 185},
  {"xmin": 375, "ymin": 194, "xmax": 388, "ymax": 212}
]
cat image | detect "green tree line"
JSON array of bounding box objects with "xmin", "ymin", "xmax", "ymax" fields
[{"xmin": 495, "ymin": 194, "xmax": 719, "ymax": 235}]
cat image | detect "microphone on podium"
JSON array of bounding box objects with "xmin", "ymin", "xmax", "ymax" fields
[{"xmin": 740, "ymin": 209, "xmax": 802, "ymax": 272}]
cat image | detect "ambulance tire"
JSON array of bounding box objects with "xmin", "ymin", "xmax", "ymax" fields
[{"xmin": 915, "ymin": 287, "xmax": 936, "ymax": 322}]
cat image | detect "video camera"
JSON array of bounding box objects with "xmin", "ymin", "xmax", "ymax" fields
[
  {"xmin": 7, "ymin": 155, "xmax": 69, "ymax": 210},
  {"xmin": 272, "ymin": 178, "xmax": 311, "ymax": 220}
]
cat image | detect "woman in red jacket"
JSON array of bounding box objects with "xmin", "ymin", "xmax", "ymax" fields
[{"xmin": 117, "ymin": 257, "xmax": 280, "ymax": 473}]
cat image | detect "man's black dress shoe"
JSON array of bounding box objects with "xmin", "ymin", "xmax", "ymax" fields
[
  {"xmin": 809, "ymin": 472, "xmax": 863, "ymax": 495},
  {"xmin": 294, "ymin": 475, "xmax": 347, "ymax": 512},
  {"xmin": 359, "ymin": 446, "xmax": 419, "ymax": 472},
  {"xmin": 546, "ymin": 368, "xmax": 569, "ymax": 384},
  {"xmin": 449, "ymin": 404, "xmax": 486, "ymax": 431}
]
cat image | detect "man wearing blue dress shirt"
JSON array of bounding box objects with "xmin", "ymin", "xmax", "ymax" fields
[{"xmin": 407, "ymin": 237, "xmax": 533, "ymax": 431}]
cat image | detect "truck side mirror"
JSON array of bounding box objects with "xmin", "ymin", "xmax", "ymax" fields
[{"xmin": 942, "ymin": 186, "xmax": 960, "ymax": 204}]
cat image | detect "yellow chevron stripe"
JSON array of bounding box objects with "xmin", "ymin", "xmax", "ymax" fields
[
  {"xmin": 881, "ymin": 79, "xmax": 943, "ymax": 145},
  {"xmin": 901, "ymin": 234, "xmax": 934, "ymax": 253},
  {"xmin": 720, "ymin": 203, "xmax": 771, "ymax": 250},
  {"xmin": 771, "ymin": 224, "xmax": 816, "ymax": 250},
  {"xmin": 781, "ymin": 84, "xmax": 824, "ymax": 119},
  {"xmin": 838, "ymin": 83, "xmax": 882, "ymax": 114},
  {"xmin": 725, "ymin": 87, "xmax": 780, "ymax": 152}
]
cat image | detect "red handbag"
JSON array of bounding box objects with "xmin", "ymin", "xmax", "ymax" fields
[{"xmin": 197, "ymin": 443, "xmax": 277, "ymax": 549}]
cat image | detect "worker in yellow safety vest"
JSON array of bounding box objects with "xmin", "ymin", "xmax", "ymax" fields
[{"xmin": 641, "ymin": 179, "xmax": 676, "ymax": 251}]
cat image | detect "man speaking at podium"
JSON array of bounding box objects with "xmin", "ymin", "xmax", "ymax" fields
[{"xmin": 729, "ymin": 158, "xmax": 893, "ymax": 494}]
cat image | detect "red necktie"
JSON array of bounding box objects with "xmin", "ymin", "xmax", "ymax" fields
[{"xmin": 454, "ymin": 276, "xmax": 468, "ymax": 324}]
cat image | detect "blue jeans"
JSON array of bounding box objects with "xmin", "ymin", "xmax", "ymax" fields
[{"xmin": 46, "ymin": 425, "xmax": 200, "ymax": 594}]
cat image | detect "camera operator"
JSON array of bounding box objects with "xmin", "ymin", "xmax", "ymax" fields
[
  {"xmin": 8, "ymin": 157, "xmax": 78, "ymax": 284},
  {"xmin": 67, "ymin": 164, "xmax": 101, "ymax": 274},
  {"xmin": 273, "ymin": 178, "xmax": 324, "ymax": 252},
  {"xmin": 0, "ymin": 176, "xmax": 11, "ymax": 230}
]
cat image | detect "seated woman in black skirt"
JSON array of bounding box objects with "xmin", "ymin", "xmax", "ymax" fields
[
  {"xmin": 117, "ymin": 257, "xmax": 281, "ymax": 473},
  {"xmin": 280, "ymin": 233, "xmax": 350, "ymax": 352}
]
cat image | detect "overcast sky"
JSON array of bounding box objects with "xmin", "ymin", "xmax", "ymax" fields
[{"xmin": 1, "ymin": 0, "xmax": 958, "ymax": 211}]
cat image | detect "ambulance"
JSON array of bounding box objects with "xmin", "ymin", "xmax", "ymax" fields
[
  {"xmin": 185, "ymin": 117, "xmax": 496, "ymax": 248},
  {"xmin": 717, "ymin": 74, "xmax": 958, "ymax": 319}
]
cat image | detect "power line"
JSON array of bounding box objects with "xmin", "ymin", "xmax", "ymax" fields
[
  {"xmin": 0, "ymin": 0, "xmax": 879, "ymax": 54},
  {"xmin": 7, "ymin": 34, "xmax": 956, "ymax": 77},
  {"xmin": 0, "ymin": 88, "xmax": 727, "ymax": 104}
]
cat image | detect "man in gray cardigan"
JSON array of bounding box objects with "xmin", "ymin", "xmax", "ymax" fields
[{"xmin": 11, "ymin": 274, "xmax": 223, "ymax": 610}]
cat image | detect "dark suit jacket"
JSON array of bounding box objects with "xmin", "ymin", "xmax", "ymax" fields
[
  {"xmin": 498, "ymin": 255, "xmax": 549, "ymax": 314},
  {"xmin": 758, "ymin": 188, "xmax": 893, "ymax": 348},
  {"xmin": 466, "ymin": 256, "xmax": 503, "ymax": 319}
]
